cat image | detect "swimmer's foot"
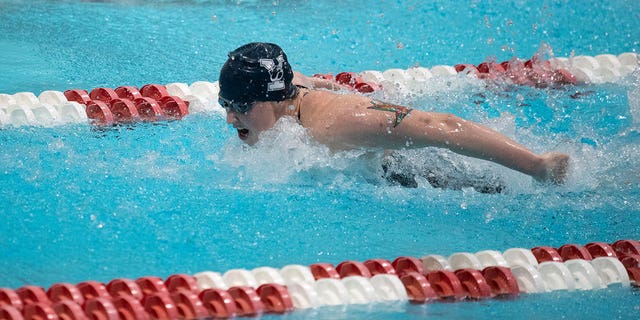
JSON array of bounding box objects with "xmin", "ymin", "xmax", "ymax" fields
[{"xmin": 534, "ymin": 152, "xmax": 570, "ymax": 184}]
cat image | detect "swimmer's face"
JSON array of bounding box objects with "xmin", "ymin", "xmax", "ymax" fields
[{"xmin": 225, "ymin": 101, "xmax": 278, "ymax": 145}]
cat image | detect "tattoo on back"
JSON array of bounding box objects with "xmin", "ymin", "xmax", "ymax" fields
[{"xmin": 367, "ymin": 100, "xmax": 413, "ymax": 127}]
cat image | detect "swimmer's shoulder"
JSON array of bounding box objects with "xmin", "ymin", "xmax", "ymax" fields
[
  {"xmin": 292, "ymin": 71, "xmax": 311, "ymax": 88},
  {"xmin": 302, "ymin": 89, "xmax": 371, "ymax": 111}
]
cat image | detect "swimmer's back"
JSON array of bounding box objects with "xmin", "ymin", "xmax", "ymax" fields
[{"xmin": 297, "ymin": 90, "xmax": 398, "ymax": 149}]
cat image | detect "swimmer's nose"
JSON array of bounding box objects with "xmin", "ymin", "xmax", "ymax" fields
[{"xmin": 226, "ymin": 110, "xmax": 236, "ymax": 124}]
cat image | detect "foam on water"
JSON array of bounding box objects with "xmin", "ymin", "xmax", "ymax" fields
[
  {"xmin": 215, "ymin": 116, "xmax": 379, "ymax": 187},
  {"xmin": 628, "ymin": 69, "xmax": 640, "ymax": 123}
]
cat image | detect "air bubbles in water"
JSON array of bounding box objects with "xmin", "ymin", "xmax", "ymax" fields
[{"xmin": 627, "ymin": 69, "xmax": 640, "ymax": 123}]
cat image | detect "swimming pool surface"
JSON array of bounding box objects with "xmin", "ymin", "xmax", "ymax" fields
[{"xmin": 1, "ymin": 0, "xmax": 639, "ymax": 319}]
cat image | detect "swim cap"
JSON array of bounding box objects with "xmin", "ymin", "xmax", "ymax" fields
[{"xmin": 219, "ymin": 42, "xmax": 297, "ymax": 105}]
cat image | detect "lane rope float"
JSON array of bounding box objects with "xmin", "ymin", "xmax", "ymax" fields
[
  {"xmin": 0, "ymin": 52, "xmax": 637, "ymax": 128},
  {"xmin": 0, "ymin": 239, "xmax": 638, "ymax": 319}
]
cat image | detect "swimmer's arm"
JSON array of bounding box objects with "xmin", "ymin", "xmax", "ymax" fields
[
  {"xmin": 322, "ymin": 105, "xmax": 567, "ymax": 183},
  {"xmin": 293, "ymin": 71, "xmax": 352, "ymax": 91}
]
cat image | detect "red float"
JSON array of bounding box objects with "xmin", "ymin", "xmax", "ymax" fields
[
  {"xmin": 531, "ymin": 246, "xmax": 563, "ymax": 263},
  {"xmin": 309, "ymin": 263, "xmax": 340, "ymax": 280},
  {"xmin": 557, "ymin": 244, "xmax": 593, "ymax": 261},
  {"xmin": 133, "ymin": 97, "xmax": 164, "ymax": 122},
  {"xmin": 0, "ymin": 305, "xmax": 23, "ymax": 320},
  {"xmin": 335, "ymin": 72, "xmax": 358, "ymax": 86},
  {"xmin": 89, "ymin": 88, "xmax": 119, "ymax": 104},
  {"xmin": 158, "ymin": 96, "xmax": 189, "ymax": 119},
  {"xmin": 256, "ymin": 284, "xmax": 293, "ymax": 314},
  {"xmin": 63, "ymin": 89, "xmax": 92, "ymax": 105},
  {"xmin": 524, "ymin": 59, "xmax": 535, "ymax": 69},
  {"xmin": 109, "ymin": 98, "xmax": 140, "ymax": 122},
  {"xmin": 611, "ymin": 240, "xmax": 640, "ymax": 257},
  {"xmin": 164, "ymin": 274, "xmax": 199, "ymax": 294},
  {"xmin": 477, "ymin": 62, "xmax": 490, "ymax": 73},
  {"xmin": 477, "ymin": 62, "xmax": 506, "ymax": 74},
  {"xmin": 85, "ymin": 101, "xmax": 114, "ymax": 126},
  {"xmin": 392, "ymin": 256, "xmax": 424, "ymax": 277},
  {"xmin": 454, "ymin": 64, "xmax": 476, "ymax": 73},
  {"xmin": 52, "ymin": 300, "xmax": 88, "ymax": 320},
  {"xmin": 554, "ymin": 68, "xmax": 578, "ymax": 84},
  {"xmin": 354, "ymin": 82, "xmax": 377, "ymax": 93},
  {"xmin": 112, "ymin": 296, "xmax": 148, "ymax": 320},
  {"xmin": 227, "ymin": 286, "xmax": 264, "ymax": 317},
  {"xmin": 620, "ymin": 254, "xmax": 640, "ymax": 269},
  {"xmin": 46, "ymin": 283, "xmax": 84, "ymax": 305},
  {"xmin": 84, "ymin": 298, "xmax": 119, "ymax": 320},
  {"xmin": 170, "ymin": 290, "xmax": 209, "ymax": 320},
  {"xmin": 140, "ymin": 84, "xmax": 169, "ymax": 100},
  {"xmin": 0, "ymin": 288, "xmax": 23, "ymax": 310},
  {"xmin": 135, "ymin": 277, "xmax": 169, "ymax": 297},
  {"xmin": 584, "ymin": 242, "xmax": 617, "ymax": 258},
  {"xmin": 76, "ymin": 281, "xmax": 110, "ymax": 301},
  {"xmin": 16, "ymin": 286, "xmax": 50, "ymax": 306},
  {"xmin": 114, "ymin": 86, "xmax": 142, "ymax": 101},
  {"xmin": 334, "ymin": 71, "xmax": 380, "ymax": 93},
  {"xmin": 500, "ymin": 60, "xmax": 512, "ymax": 71},
  {"xmin": 142, "ymin": 293, "xmax": 178, "ymax": 320},
  {"xmin": 106, "ymin": 279, "xmax": 143, "ymax": 300},
  {"xmin": 199, "ymin": 288, "xmax": 237, "ymax": 319},
  {"xmin": 425, "ymin": 270, "xmax": 466, "ymax": 300},
  {"xmin": 399, "ymin": 272, "xmax": 438, "ymax": 303},
  {"xmin": 482, "ymin": 266, "xmax": 519, "ymax": 296},
  {"xmin": 454, "ymin": 269, "xmax": 493, "ymax": 299},
  {"xmin": 363, "ymin": 259, "xmax": 396, "ymax": 276},
  {"xmin": 335, "ymin": 261, "xmax": 372, "ymax": 278},
  {"xmin": 23, "ymin": 303, "xmax": 58, "ymax": 320}
]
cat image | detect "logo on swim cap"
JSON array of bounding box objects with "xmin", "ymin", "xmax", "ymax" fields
[{"xmin": 259, "ymin": 55, "xmax": 286, "ymax": 92}]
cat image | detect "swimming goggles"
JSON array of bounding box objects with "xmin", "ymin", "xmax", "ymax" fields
[{"xmin": 218, "ymin": 96, "xmax": 254, "ymax": 114}]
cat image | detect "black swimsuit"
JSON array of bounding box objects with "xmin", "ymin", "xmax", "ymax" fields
[{"xmin": 294, "ymin": 85, "xmax": 310, "ymax": 121}]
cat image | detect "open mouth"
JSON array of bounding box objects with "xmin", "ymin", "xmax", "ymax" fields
[{"xmin": 237, "ymin": 128, "xmax": 249, "ymax": 140}]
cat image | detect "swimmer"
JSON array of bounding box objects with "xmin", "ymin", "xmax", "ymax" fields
[{"xmin": 219, "ymin": 42, "xmax": 569, "ymax": 185}]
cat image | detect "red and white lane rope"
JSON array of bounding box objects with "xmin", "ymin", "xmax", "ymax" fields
[
  {"xmin": 0, "ymin": 52, "xmax": 637, "ymax": 128},
  {"xmin": 0, "ymin": 239, "xmax": 638, "ymax": 319}
]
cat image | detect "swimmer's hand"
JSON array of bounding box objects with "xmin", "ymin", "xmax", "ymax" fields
[{"xmin": 534, "ymin": 152, "xmax": 570, "ymax": 184}]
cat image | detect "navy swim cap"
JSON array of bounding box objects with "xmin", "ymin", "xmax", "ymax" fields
[{"xmin": 219, "ymin": 42, "xmax": 297, "ymax": 105}]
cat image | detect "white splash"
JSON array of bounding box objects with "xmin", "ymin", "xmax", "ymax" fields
[
  {"xmin": 627, "ymin": 69, "xmax": 640, "ymax": 124},
  {"xmin": 217, "ymin": 117, "xmax": 374, "ymax": 185}
]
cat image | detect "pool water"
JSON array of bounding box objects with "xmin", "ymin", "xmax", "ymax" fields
[{"xmin": 1, "ymin": 0, "xmax": 639, "ymax": 319}]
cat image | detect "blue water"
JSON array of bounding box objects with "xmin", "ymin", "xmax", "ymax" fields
[{"xmin": 1, "ymin": 1, "xmax": 639, "ymax": 319}]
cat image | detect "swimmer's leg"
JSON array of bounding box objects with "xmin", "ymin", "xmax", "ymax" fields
[
  {"xmin": 382, "ymin": 152, "xmax": 418, "ymax": 188},
  {"xmin": 382, "ymin": 151, "xmax": 505, "ymax": 194}
]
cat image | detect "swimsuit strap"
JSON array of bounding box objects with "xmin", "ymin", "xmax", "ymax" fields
[{"xmin": 294, "ymin": 86, "xmax": 309, "ymax": 121}]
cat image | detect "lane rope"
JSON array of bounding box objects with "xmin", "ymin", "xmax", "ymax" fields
[
  {"xmin": 0, "ymin": 239, "xmax": 638, "ymax": 319},
  {"xmin": 0, "ymin": 52, "xmax": 637, "ymax": 128}
]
